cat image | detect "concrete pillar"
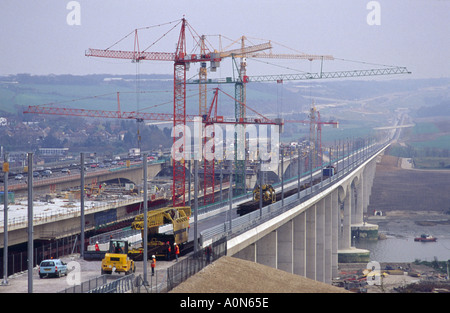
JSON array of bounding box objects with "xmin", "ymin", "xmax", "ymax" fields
[
  {"xmin": 352, "ymin": 183, "xmax": 359, "ymax": 225},
  {"xmin": 356, "ymin": 177, "xmax": 364, "ymax": 224},
  {"xmin": 342, "ymin": 189, "xmax": 352, "ymax": 249},
  {"xmin": 277, "ymin": 220, "xmax": 293, "ymax": 273},
  {"xmin": 363, "ymin": 168, "xmax": 370, "ymax": 217},
  {"xmin": 331, "ymin": 190, "xmax": 339, "ymax": 279},
  {"xmin": 316, "ymin": 200, "xmax": 325, "ymax": 282},
  {"xmin": 234, "ymin": 243, "xmax": 256, "ymax": 262},
  {"xmin": 324, "ymin": 193, "xmax": 333, "ymax": 284},
  {"xmin": 368, "ymin": 160, "xmax": 377, "ymax": 215},
  {"xmin": 368, "ymin": 161, "xmax": 376, "ymax": 206},
  {"xmin": 306, "ymin": 205, "xmax": 316, "ymax": 280},
  {"xmin": 293, "ymin": 212, "xmax": 306, "ymax": 276},
  {"xmin": 256, "ymin": 230, "xmax": 277, "ymax": 268}
]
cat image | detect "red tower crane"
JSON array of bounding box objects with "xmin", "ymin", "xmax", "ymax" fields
[
  {"xmin": 86, "ymin": 18, "xmax": 221, "ymax": 207},
  {"xmin": 86, "ymin": 19, "xmax": 273, "ymax": 207},
  {"xmin": 24, "ymin": 88, "xmax": 282, "ymax": 206}
]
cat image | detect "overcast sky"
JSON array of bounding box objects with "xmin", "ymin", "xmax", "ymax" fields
[{"xmin": 1, "ymin": 0, "xmax": 448, "ymax": 79}]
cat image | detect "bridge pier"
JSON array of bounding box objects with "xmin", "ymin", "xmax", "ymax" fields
[
  {"xmin": 340, "ymin": 186, "xmax": 352, "ymax": 250},
  {"xmin": 305, "ymin": 206, "xmax": 316, "ymax": 280},
  {"xmin": 350, "ymin": 160, "xmax": 379, "ymax": 240},
  {"xmin": 233, "ymin": 192, "xmax": 340, "ymax": 284},
  {"xmin": 331, "ymin": 190, "xmax": 339, "ymax": 282},
  {"xmin": 257, "ymin": 230, "xmax": 278, "ymax": 268},
  {"xmin": 293, "ymin": 212, "xmax": 306, "ymax": 277},
  {"xmin": 277, "ymin": 220, "xmax": 293, "ymax": 273}
]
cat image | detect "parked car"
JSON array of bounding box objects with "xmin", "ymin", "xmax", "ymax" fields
[
  {"xmin": 33, "ymin": 171, "xmax": 40, "ymax": 178},
  {"xmin": 15, "ymin": 174, "xmax": 24, "ymax": 180},
  {"xmin": 42, "ymin": 170, "xmax": 52, "ymax": 177},
  {"xmin": 38, "ymin": 259, "xmax": 68, "ymax": 278}
]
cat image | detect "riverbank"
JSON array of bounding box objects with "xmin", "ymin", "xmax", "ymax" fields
[
  {"xmin": 336, "ymin": 261, "xmax": 449, "ymax": 293},
  {"xmin": 345, "ymin": 154, "xmax": 450, "ymax": 292}
]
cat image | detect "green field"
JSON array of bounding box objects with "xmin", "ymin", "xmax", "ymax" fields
[
  {"xmin": 412, "ymin": 122, "xmax": 440, "ymax": 135},
  {"xmin": 413, "ymin": 157, "xmax": 450, "ymax": 169},
  {"xmin": 410, "ymin": 134, "xmax": 450, "ymax": 150}
]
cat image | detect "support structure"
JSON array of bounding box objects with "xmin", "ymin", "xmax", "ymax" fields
[
  {"xmin": 2, "ymin": 153, "xmax": 9, "ymax": 286},
  {"xmin": 27, "ymin": 153, "xmax": 33, "ymax": 293},
  {"xmin": 229, "ymin": 149, "xmax": 383, "ymax": 284}
]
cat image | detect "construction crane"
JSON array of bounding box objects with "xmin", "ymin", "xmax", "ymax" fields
[
  {"xmin": 128, "ymin": 206, "xmax": 191, "ymax": 260},
  {"xmin": 283, "ymin": 100, "xmax": 339, "ymax": 170},
  {"xmin": 84, "ymin": 18, "xmax": 220, "ymax": 207},
  {"xmin": 190, "ymin": 37, "xmax": 333, "ymax": 195},
  {"xmin": 218, "ymin": 37, "xmax": 335, "ymax": 195},
  {"xmin": 87, "ymin": 17, "xmax": 410, "ymax": 202},
  {"xmin": 196, "ymin": 36, "xmax": 272, "ymax": 204},
  {"xmin": 197, "ymin": 35, "xmax": 272, "ymax": 117},
  {"xmin": 27, "ymin": 17, "xmax": 410, "ymax": 208},
  {"xmin": 86, "ymin": 19, "xmax": 274, "ymax": 207},
  {"xmin": 199, "ymin": 87, "xmax": 283, "ymax": 205},
  {"xmin": 23, "ymin": 88, "xmax": 282, "ymax": 206},
  {"xmin": 188, "ymin": 58, "xmax": 410, "ymax": 194},
  {"xmin": 23, "ymin": 92, "xmax": 281, "ymax": 126}
]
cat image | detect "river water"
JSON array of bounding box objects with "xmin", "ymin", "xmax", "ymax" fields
[{"xmin": 355, "ymin": 219, "xmax": 450, "ymax": 263}]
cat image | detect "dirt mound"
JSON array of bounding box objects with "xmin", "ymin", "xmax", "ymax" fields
[
  {"xmin": 376, "ymin": 155, "xmax": 401, "ymax": 171},
  {"xmin": 170, "ymin": 256, "xmax": 350, "ymax": 293},
  {"xmin": 368, "ymin": 155, "xmax": 450, "ymax": 213}
]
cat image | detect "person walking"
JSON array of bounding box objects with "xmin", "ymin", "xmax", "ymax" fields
[
  {"xmin": 151, "ymin": 255, "xmax": 156, "ymax": 276},
  {"xmin": 95, "ymin": 241, "xmax": 100, "ymax": 251},
  {"xmin": 166, "ymin": 241, "xmax": 171, "ymax": 260},
  {"xmin": 174, "ymin": 243, "xmax": 180, "ymax": 262},
  {"xmin": 205, "ymin": 245, "xmax": 212, "ymax": 264}
]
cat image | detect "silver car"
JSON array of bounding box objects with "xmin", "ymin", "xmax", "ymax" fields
[{"xmin": 39, "ymin": 259, "xmax": 68, "ymax": 278}]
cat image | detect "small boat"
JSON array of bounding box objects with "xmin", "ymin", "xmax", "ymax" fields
[{"xmin": 414, "ymin": 234, "xmax": 437, "ymax": 242}]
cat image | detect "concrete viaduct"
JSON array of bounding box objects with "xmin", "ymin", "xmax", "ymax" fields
[
  {"xmin": 203, "ymin": 142, "xmax": 385, "ymax": 284},
  {"xmin": 5, "ymin": 161, "xmax": 165, "ymax": 197},
  {"xmin": 2, "ymin": 140, "xmax": 384, "ymax": 286}
]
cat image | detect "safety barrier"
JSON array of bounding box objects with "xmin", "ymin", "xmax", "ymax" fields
[
  {"xmin": 199, "ymin": 140, "xmax": 389, "ymax": 245},
  {"xmin": 0, "ymin": 235, "xmax": 80, "ymax": 278},
  {"xmin": 89, "ymin": 274, "xmax": 135, "ymax": 293},
  {"xmin": 59, "ymin": 275, "xmax": 108, "ymax": 293}
]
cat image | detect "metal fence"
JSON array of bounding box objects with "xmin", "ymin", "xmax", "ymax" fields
[
  {"xmin": 199, "ymin": 140, "xmax": 389, "ymax": 245},
  {"xmin": 80, "ymin": 236, "xmax": 227, "ymax": 294},
  {"xmin": 166, "ymin": 236, "xmax": 227, "ymax": 292},
  {"xmin": 59, "ymin": 274, "xmax": 108, "ymax": 293},
  {"xmin": 0, "ymin": 235, "xmax": 80, "ymax": 278},
  {"xmin": 88, "ymin": 227, "xmax": 140, "ymax": 245},
  {"xmin": 89, "ymin": 274, "xmax": 135, "ymax": 293}
]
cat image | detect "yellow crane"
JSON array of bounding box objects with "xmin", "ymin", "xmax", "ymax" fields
[{"xmin": 128, "ymin": 206, "xmax": 191, "ymax": 260}]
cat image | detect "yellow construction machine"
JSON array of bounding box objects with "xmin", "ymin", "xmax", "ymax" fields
[
  {"xmin": 101, "ymin": 239, "xmax": 135, "ymax": 275},
  {"xmin": 128, "ymin": 206, "xmax": 191, "ymax": 260},
  {"xmin": 253, "ymin": 184, "xmax": 276, "ymax": 204}
]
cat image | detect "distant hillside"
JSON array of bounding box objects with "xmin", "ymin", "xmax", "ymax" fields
[
  {"xmin": 416, "ymin": 100, "xmax": 450, "ymax": 117},
  {"xmin": 1, "ymin": 74, "xmax": 449, "ymax": 144}
]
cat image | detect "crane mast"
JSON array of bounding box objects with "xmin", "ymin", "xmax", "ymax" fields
[{"xmin": 84, "ymin": 18, "xmax": 224, "ymax": 207}]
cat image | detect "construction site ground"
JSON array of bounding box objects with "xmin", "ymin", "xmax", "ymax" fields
[
  {"xmin": 0, "ymin": 255, "xmax": 177, "ymax": 293},
  {"xmin": 170, "ymin": 256, "xmax": 350, "ymax": 293},
  {"xmin": 368, "ymin": 154, "xmax": 450, "ymax": 220}
]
